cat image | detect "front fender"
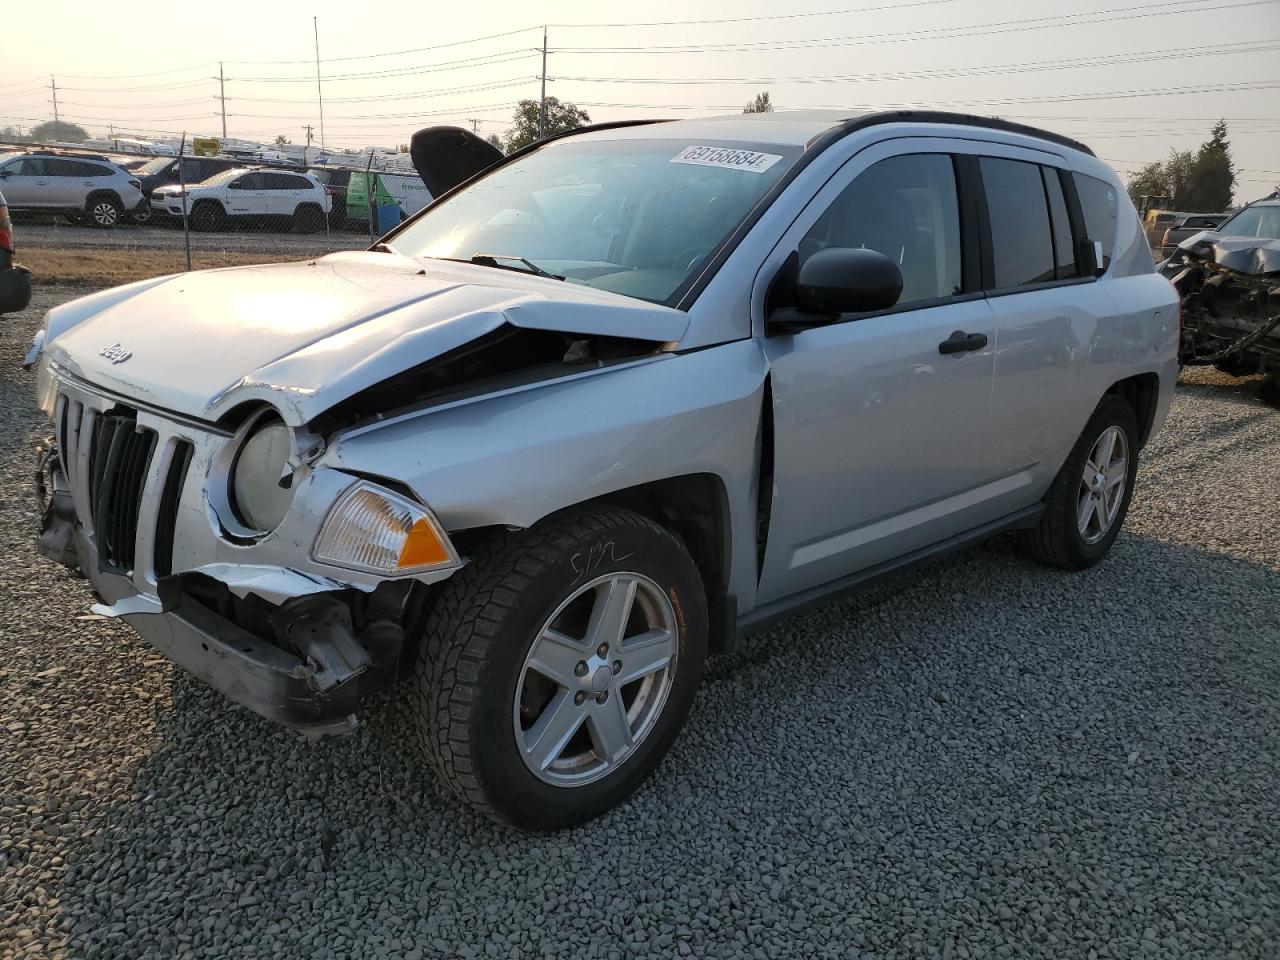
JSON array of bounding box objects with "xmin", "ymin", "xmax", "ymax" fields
[{"xmin": 323, "ymin": 339, "xmax": 768, "ymax": 606}]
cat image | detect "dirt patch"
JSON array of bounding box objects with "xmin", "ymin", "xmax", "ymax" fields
[{"xmin": 18, "ymin": 247, "xmax": 306, "ymax": 287}]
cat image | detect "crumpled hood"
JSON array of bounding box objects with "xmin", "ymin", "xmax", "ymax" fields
[
  {"xmin": 1173, "ymin": 231, "xmax": 1280, "ymax": 275},
  {"xmin": 46, "ymin": 251, "xmax": 689, "ymax": 424}
]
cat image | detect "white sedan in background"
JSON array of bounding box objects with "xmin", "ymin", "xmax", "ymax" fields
[{"xmin": 151, "ymin": 168, "xmax": 332, "ymax": 233}]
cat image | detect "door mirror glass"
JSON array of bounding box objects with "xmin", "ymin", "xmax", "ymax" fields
[
  {"xmin": 795, "ymin": 247, "xmax": 904, "ymax": 315},
  {"xmin": 228, "ymin": 180, "xmax": 242, "ymax": 190}
]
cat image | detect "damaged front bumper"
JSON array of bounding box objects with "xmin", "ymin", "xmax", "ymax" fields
[
  {"xmin": 1162, "ymin": 235, "xmax": 1280, "ymax": 372},
  {"xmin": 36, "ymin": 444, "xmax": 405, "ymax": 738}
]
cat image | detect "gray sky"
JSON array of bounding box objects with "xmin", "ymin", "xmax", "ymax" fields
[{"xmin": 3, "ymin": 0, "xmax": 1278, "ymax": 201}]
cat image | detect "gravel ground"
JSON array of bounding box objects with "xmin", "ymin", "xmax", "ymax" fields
[{"xmin": 1, "ymin": 285, "xmax": 1277, "ymax": 959}]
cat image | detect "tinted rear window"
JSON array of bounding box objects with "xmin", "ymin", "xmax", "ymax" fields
[
  {"xmin": 1075, "ymin": 174, "xmax": 1118, "ymax": 269},
  {"xmin": 980, "ymin": 157, "xmax": 1056, "ymax": 288}
]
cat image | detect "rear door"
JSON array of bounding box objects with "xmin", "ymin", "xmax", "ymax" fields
[
  {"xmin": 979, "ymin": 154, "xmax": 1123, "ymax": 505},
  {"xmin": 43, "ymin": 159, "xmax": 87, "ymax": 208},
  {"xmin": 757, "ymin": 142, "xmax": 1002, "ymax": 603}
]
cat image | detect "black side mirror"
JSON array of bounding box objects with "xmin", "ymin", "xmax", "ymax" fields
[
  {"xmin": 227, "ymin": 181, "xmax": 242, "ymax": 190},
  {"xmin": 769, "ymin": 247, "xmax": 903, "ymax": 334},
  {"xmin": 0, "ymin": 169, "xmax": 12, "ymax": 178}
]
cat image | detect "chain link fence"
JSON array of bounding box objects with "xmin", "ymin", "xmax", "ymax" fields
[{"xmin": 3, "ymin": 134, "xmax": 431, "ymax": 285}]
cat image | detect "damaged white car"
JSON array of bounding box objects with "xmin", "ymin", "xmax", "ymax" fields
[{"xmin": 27, "ymin": 112, "xmax": 1178, "ymax": 828}]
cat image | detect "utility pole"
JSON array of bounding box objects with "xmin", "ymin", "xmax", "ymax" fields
[
  {"xmin": 303, "ymin": 123, "xmax": 313, "ymax": 162},
  {"xmin": 537, "ymin": 26, "xmax": 547, "ymax": 141},
  {"xmin": 467, "ymin": 118, "xmax": 479, "ymax": 134},
  {"xmin": 313, "ymin": 17, "xmax": 326, "ymax": 154},
  {"xmin": 218, "ymin": 62, "xmax": 227, "ymax": 139},
  {"xmin": 50, "ymin": 75, "xmax": 59, "ymax": 125}
]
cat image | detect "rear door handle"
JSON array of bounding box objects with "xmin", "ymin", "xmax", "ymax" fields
[{"xmin": 938, "ymin": 330, "xmax": 988, "ymax": 355}]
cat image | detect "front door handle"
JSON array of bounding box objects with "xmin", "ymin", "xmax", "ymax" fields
[{"xmin": 938, "ymin": 330, "xmax": 988, "ymax": 355}]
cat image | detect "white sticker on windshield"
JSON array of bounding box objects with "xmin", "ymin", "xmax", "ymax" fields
[{"xmin": 671, "ymin": 145, "xmax": 783, "ymax": 173}]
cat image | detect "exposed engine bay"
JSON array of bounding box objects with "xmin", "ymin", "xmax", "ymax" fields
[{"xmin": 1161, "ymin": 235, "xmax": 1280, "ymax": 400}]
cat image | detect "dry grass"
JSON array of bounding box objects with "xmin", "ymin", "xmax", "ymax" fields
[{"xmin": 21, "ymin": 247, "xmax": 301, "ymax": 287}]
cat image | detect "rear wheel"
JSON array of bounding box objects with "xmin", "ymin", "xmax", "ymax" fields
[
  {"xmin": 411, "ymin": 505, "xmax": 707, "ymax": 830},
  {"xmin": 1017, "ymin": 395, "xmax": 1139, "ymax": 570},
  {"xmin": 293, "ymin": 204, "xmax": 323, "ymax": 234},
  {"xmin": 191, "ymin": 200, "xmax": 224, "ymax": 232},
  {"xmin": 86, "ymin": 195, "xmax": 121, "ymax": 228}
]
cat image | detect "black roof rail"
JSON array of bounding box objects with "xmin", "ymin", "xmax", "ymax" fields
[{"xmin": 846, "ymin": 110, "xmax": 1095, "ymax": 157}]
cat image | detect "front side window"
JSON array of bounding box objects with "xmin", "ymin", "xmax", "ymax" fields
[
  {"xmin": 392, "ymin": 137, "xmax": 800, "ymax": 306},
  {"xmin": 801, "ymin": 153, "xmax": 963, "ymax": 306},
  {"xmin": 1074, "ymin": 174, "xmax": 1118, "ymax": 269},
  {"xmin": 981, "ymin": 157, "xmax": 1056, "ymax": 288}
]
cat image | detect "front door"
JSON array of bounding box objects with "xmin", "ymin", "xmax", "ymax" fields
[
  {"xmin": 0, "ymin": 157, "xmax": 50, "ymax": 207},
  {"xmin": 226, "ymin": 173, "xmax": 267, "ymax": 216},
  {"xmin": 757, "ymin": 148, "xmax": 1006, "ymax": 603}
]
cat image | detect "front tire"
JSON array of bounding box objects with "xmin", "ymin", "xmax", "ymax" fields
[
  {"xmin": 412, "ymin": 505, "xmax": 708, "ymax": 830},
  {"xmin": 1017, "ymin": 395, "xmax": 1139, "ymax": 570},
  {"xmin": 293, "ymin": 205, "xmax": 323, "ymax": 234},
  {"xmin": 191, "ymin": 201, "xmax": 224, "ymax": 232}
]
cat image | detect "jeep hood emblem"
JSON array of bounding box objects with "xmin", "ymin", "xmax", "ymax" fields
[{"xmin": 100, "ymin": 343, "xmax": 132, "ymax": 364}]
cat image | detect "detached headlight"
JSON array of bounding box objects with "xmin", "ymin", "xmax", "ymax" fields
[
  {"xmin": 314, "ymin": 482, "xmax": 458, "ymax": 575},
  {"xmin": 230, "ymin": 416, "xmax": 295, "ymax": 532}
]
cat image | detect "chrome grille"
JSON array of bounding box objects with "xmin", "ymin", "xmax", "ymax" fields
[
  {"xmin": 88, "ymin": 414, "xmax": 157, "ymax": 571},
  {"xmin": 55, "ymin": 393, "xmax": 160, "ymax": 573}
]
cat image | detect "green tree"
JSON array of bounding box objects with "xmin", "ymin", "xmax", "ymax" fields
[
  {"xmin": 744, "ymin": 91, "xmax": 774, "ymax": 114},
  {"xmin": 29, "ymin": 120, "xmax": 88, "ymax": 143},
  {"xmin": 1125, "ymin": 121, "xmax": 1237, "ymax": 211},
  {"xmin": 485, "ymin": 133, "xmax": 504, "ymax": 153},
  {"xmin": 1184, "ymin": 120, "xmax": 1235, "ymax": 212},
  {"xmin": 503, "ymin": 97, "xmax": 591, "ymax": 152},
  {"xmin": 274, "ymin": 134, "xmax": 291, "ymax": 147}
]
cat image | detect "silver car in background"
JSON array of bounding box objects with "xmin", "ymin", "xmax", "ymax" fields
[
  {"xmin": 26, "ymin": 111, "xmax": 1178, "ymax": 828},
  {"xmin": 0, "ymin": 151, "xmax": 143, "ymax": 227}
]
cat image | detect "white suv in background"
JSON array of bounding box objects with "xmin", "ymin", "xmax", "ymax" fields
[
  {"xmin": 151, "ymin": 168, "xmax": 332, "ymax": 233},
  {"xmin": 0, "ymin": 151, "xmax": 143, "ymax": 227}
]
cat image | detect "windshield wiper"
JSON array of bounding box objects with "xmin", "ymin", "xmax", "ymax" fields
[{"xmin": 469, "ymin": 253, "xmax": 564, "ymax": 281}]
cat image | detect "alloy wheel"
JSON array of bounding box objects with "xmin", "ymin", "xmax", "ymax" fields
[
  {"xmin": 514, "ymin": 571, "xmax": 678, "ymax": 787},
  {"xmin": 91, "ymin": 202, "xmax": 117, "ymax": 227},
  {"xmin": 1077, "ymin": 424, "xmax": 1129, "ymax": 544}
]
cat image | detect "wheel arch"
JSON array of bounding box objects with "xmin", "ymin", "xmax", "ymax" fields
[
  {"xmin": 1104, "ymin": 372, "xmax": 1160, "ymax": 448},
  {"xmin": 450, "ymin": 473, "xmax": 737, "ymax": 655}
]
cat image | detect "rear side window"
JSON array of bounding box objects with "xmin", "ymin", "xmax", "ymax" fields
[
  {"xmin": 78, "ymin": 162, "xmax": 112, "ymax": 178},
  {"xmin": 1074, "ymin": 174, "xmax": 1117, "ymax": 269},
  {"xmin": 980, "ymin": 157, "xmax": 1055, "ymax": 288},
  {"xmin": 801, "ymin": 153, "xmax": 963, "ymax": 306},
  {"xmin": 44, "ymin": 159, "xmax": 78, "ymax": 178},
  {"xmin": 266, "ymin": 173, "xmax": 310, "ymax": 190}
]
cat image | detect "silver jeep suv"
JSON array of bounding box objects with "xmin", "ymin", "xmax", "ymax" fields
[{"xmin": 27, "ymin": 111, "xmax": 1178, "ymax": 828}]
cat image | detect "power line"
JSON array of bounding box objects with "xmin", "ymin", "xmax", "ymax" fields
[
  {"xmin": 226, "ymin": 51, "xmax": 538, "ymax": 86},
  {"xmin": 550, "ymin": 0, "xmax": 960, "ymax": 27},
  {"xmin": 549, "ymin": 0, "xmax": 1278, "ymax": 53},
  {"xmin": 552, "ymin": 39, "xmax": 1279, "ymax": 87},
  {"xmin": 223, "ymin": 24, "xmax": 542, "ymax": 66}
]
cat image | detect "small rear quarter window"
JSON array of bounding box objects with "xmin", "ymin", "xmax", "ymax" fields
[{"xmin": 1074, "ymin": 174, "xmax": 1117, "ymax": 269}]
